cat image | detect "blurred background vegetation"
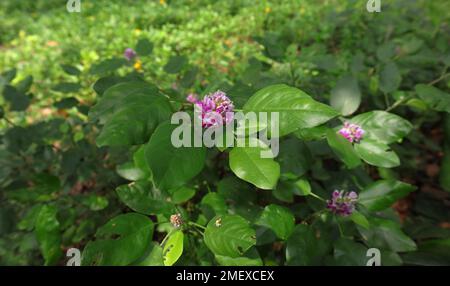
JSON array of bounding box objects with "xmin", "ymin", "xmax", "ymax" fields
[{"xmin": 0, "ymin": 0, "xmax": 449, "ymax": 265}]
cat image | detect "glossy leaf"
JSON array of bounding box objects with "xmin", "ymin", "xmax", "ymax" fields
[
  {"xmin": 359, "ymin": 180, "xmax": 417, "ymax": 211},
  {"xmin": 163, "ymin": 230, "xmax": 184, "ymax": 266},
  {"xmin": 82, "ymin": 213, "xmax": 154, "ymax": 266},
  {"xmin": 351, "ymin": 111, "xmax": 412, "ymax": 144},
  {"xmin": 116, "ymin": 181, "xmax": 175, "ymax": 216},
  {"xmin": 35, "ymin": 205, "xmax": 62, "ymax": 266},
  {"xmin": 330, "ymin": 75, "xmax": 361, "ymax": 116},
  {"xmin": 326, "ymin": 129, "xmax": 361, "ymax": 168},
  {"xmin": 415, "ymin": 84, "xmax": 450, "ymax": 113},
  {"xmin": 145, "ymin": 122, "xmax": 206, "ymax": 190},
  {"xmin": 204, "ymin": 215, "xmax": 256, "ymax": 258},
  {"xmin": 229, "ymin": 143, "xmax": 280, "ymax": 190},
  {"xmin": 243, "ymin": 84, "xmax": 338, "ymax": 136},
  {"xmin": 256, "ymin": 204, "xmax": 295, "ymax": 240}
]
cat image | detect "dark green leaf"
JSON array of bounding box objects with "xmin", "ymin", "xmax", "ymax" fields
[
  {"xmin": 135, "ymin": 38, "xmax": 153, "ymax": 56},
  {"xmin": 82, "ymin": 213, "xmax": 154, "ymax": 266},
  {"xmin": 204, "ymin": 215, "xmax": 256, "ymax": 258},
  {"xmin": 330, "ymin": 75, "xmax": 361, "ymax": 116},
  {"xmin": 359, "ymin": 180, "xmax": 416, "ymax": 211},
  {"xmin": 145, "ymin": 122, "xmax": 206, "ymax": 190},
  {"xmin": 256, "ymin": 204, "xmax": 295, "ymax": 240}
]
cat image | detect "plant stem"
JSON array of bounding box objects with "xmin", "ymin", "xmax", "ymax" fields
[
  {"xmin": 310, "ymin": 192, "xmax": 326, "ymax": 202},
  {"xmin": 336, "ymin": 216, "xmax": 344, "ymax": 237},
  {"xmin": 188, "ymin": 221, "xmax": 206, "ymax": 230},
  {"xmin": 385, "ymin": 95, "xmax": 412, "ymax": 112},
  {"xmin": 383, "ymin": 92, "xmax": 390, "ymax": 109},
  {"xmin": 3, "ymin": 117, "xmax": 17, "ymax": 127},
  {"xmin": 428, "ymin": 72, "xmax": 449, "ymax": 86},
  {"xmin": 160, "ymin": 229, "xmax": 175, "ymax": 246}
]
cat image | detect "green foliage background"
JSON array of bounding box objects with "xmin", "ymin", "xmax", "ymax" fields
[{"xmin": 0, "ymin": 0, "xmax": 450, "ymax": 266}]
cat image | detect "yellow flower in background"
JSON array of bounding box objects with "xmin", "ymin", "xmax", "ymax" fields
[
  {"xmin": 19, "ymin": 30, "xmax": 26, "ymax": 38},
  {"xmin": 134, "ymin": 59, "xmax": 143, "ymax": 72},
  {"xmin": 265, "ymin": 6, "xmax": 272, "ymax": 14},
  {"xmin": 300, "ymin": 7, "xmax": 306, "ymax": 15},
  {"xmin": 134, "ymin": 29, "xmax": 142, "ymax": 36},
  {"xmin": 159, "ymin": 0, "xmax": 166, "ymax": 5}
]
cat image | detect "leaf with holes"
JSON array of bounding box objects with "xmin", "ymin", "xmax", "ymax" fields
[{"xmin": 204, "ymin": 215, "xmax": 256, "ymax": 258}]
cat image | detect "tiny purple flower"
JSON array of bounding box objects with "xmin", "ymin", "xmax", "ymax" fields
[
  {"xmin": 124, "ymin": 48, "xmax": 137, "ymax": 61},
  {"xmin": 187, "ymin": 90, "xmax": 234, "ymax": 128},
  {"xmin": 338, "ymin": 122, "xmax": 365, "ymax": 143},
  {"xmin": 186, "ymin": 94, "xmax": 198, "ymax": 103},
  {"xmin": 327, "ymin": 190, "xmax": 358, "ymax": 216}
]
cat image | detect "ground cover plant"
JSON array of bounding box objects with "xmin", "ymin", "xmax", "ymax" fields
[{"xmin": 0, "ymin": 0, "xmax": 449, "ymax": 266}]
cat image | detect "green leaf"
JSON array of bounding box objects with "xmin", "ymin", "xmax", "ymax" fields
[
  {"xmin": 35, "ymin": 205, "xmax": 62, "ymax": 266},
  {"xmin": 201, "ymin": 192, "xmax": 227, "ymax": 217},
  {"xmin": 164, "ymin": 56, "xmax": 187, "ymax": 74},
  {"xmin": 294, "ymin": 178, "xmax": 311, "ymax": 196},
  {"xmin": 349, "ymin": 211, "xmax": 370, "ymax": 229},
  {"xmin": 116, "ymin": 162, "xmax": 146, "ymax": 181},
  {"xmin": 2, "ymin": 68, "xmax": 17, "ymax": 82},
  {"xmin": 54, "ymin": 97, "xmax": 79, "ymax": 109},
  {"xmin": 116, "ymin": 146, "xmax": 150, "ymax": 181},
  {"xmin": 135, "ymin": 38, "xmax": 153, "ymax": 56},
  {"xmin": 204, "ymin": 215, "xmax": 256, "ymax": 258},
  {"xmin": 180, "ymin": 67, "xmax": 198, "ymax": 88},
  {"xmin": 351, "ymin": 111, "xmax": 412, "ymax": 144},
  {"xmin": 286, "ymin": 224, "xmax": 331, "ymax": 266},
  {"xmin": 229, "ymin": 143, "xmax": 280, "ymax": 190},
  {"xmin": 90, "ymin": 58, "xmax": 127, "ymax": 75},
  {"xmin": 81, "ymin": 195, "xmax": 109, "ymax": 211},
  {"xmin": 133, "ymin": 242, "xmax": 164, "ymax": 266},
  {"xmin": 82, "ymin": 213, "xmax": 154, "ymax": 266},
  {"xmin": 294, "ymin": 125, "xmax": 330, "ymax": 141},
  {"xmin": 415, "ymin": 84, "xmax": 450, "ymax": 113},
  {"xmin": 52, "ymin": 82, "xmax": 82, "ymax": 93},
  {"xmin": 61, "ymin": 64, "xmax": 81, "ymax": 76},
  {"xmin": 16, "ymin": 75, "xmax": 33, "ymax": 93},
  {"xmin": 215, "ymin": 247, "xmax": 262, "ymax": 266},
  {"xmin": 278, "ymin": 138, "xmax": 313, "ymax": 177},
  {"xmin": 376, "ymin": 42, "xmax": 396, "ymax": 62},
  {"xmin": 326, "ymin": 129, "xmax": 361, "ymax": 168},
  {"xmin": 18, "ymin": 204, "xmax": 43, "ymax": 231},
  {"xmin": 358, "ymin": 217, "xmax": 417, "ymax": 252},
  {"xmin": 7, "ymin": 174, "xmax": 60, "ymax": 203},
  {"xmin": 256, "ymin": 204, "xmax": 295, "ymax": 240},
  {"xmin": 92, "ymin": 76, "xmax": 122, "ymax": 96},
  {"xmin": 332, "ymin": 238, "xmax": 368, "ymax": 266},
  {"xmin": 3, "ymin": 85, "xmax": 30, "ymax": 111},
  {"xmin": 144, "ymin": 122, "xmax": 206, "ymax": 190},
  {"xmin": 379, "ymin": 62, "xmax": 401, "ymax": 93},
  {"xmin": 169, "ymin": 186, "xmax": 196, "ymax": 204},
  {"xmin": 116, "ymin": 181, "xmax": 174, "ymax": 216},
  {"xmin": 359, "ymin": 180, "xmax": 417, "ymax": 211},
  {"xmin": 91, "ymin": 82, "xmax": 172, "ymax": 147},
  {"xmin": 354, "ymin": 138, "xmax": 400, "ymax": 168},
  {"xmin": 163, "ymin": 230, "xmax": 184, "ymax": 266},
  {"xmin": 243, "ymin": 84, "xmax": 338, "ymax": 136},
  {"xmin": 330, "ymin": 75, "xmax": 361, "ymax": 116},
  {"xmin": 0, "ymin": 106, "xmax": 4, "ymax": 119}
]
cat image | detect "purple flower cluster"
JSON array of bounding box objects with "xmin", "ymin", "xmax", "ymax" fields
[
  {"xmin": 338, "ymin": 122, "xmax": 365, "ymax": 143},
  {"xmin": 124, "ymin": 48, "xmax": 137, "ymax": 61},
  {"xmin": 187, "ymin": 90, "xmax": 234, "ymax": 128},
  {"xmin": 326, "ymin": 190, "xmax": 358, "ymax": 216}
]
